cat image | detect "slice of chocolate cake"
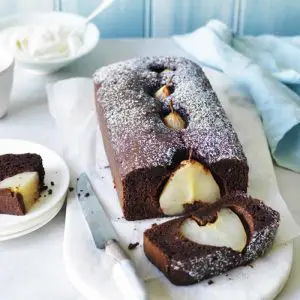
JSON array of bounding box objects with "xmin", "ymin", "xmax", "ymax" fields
[
  {"xmin": 94, "ymin": 56, "xmax": 249, "ymax": 220},
  {"xmin": 0, "ymin": 153, "xmax": 45, "ymax": 215},
  {"xmin": 144, "ymin": 192, "xmax": 280, "ymax": 285}
]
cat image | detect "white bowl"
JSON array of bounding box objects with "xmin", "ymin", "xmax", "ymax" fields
[
  {"xmin": 0, "ymin": 12, "xmax": 100, "ymax": 74},
  {"xmin": 0, "ymin": 46, "xmax": 14, "ymax": 118}
]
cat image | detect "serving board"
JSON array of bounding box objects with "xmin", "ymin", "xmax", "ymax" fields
[{"xmin": 61, "ymin": 68, "xmax": 295, "ymax": 300}]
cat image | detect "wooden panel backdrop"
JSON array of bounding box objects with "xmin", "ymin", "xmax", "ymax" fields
[{"xmin": 1, "ymin": 0, "xmax": 300, "ymax": 37}]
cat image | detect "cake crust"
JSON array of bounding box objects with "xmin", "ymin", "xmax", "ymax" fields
[{"xmin": 94, "ymin": 56, "xmax": 249, "ymax": 220}]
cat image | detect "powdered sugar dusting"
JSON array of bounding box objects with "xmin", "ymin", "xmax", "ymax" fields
[{"xmin": 93, "ymin": 56, "xmax": 246, "ymax": 175}]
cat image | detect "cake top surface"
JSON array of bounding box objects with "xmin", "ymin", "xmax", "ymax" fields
[{"xmin": 94, "ymin": 56, "xmax": 247, "ymax": 174}]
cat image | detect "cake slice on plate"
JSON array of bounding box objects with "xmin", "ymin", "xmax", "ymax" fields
[
  {"xmin": 144, "ymin": 192, "xmax": 280, "ymax": 285},
  {"xmin": 0, "ymin": 153, "xmax": 45, "ymax": 215}
]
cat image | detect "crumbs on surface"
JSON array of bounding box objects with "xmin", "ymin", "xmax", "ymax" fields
[
  {"xmin": 50, "ymin": 181, "xmax": 55, "ymax": 186},
  {"xmin": 208, "ymin": 280, "xmax": 214, "ymax": 285},
  {"xmin": 84, "ymin": 193, "xmax": 90, "ymax": 198},
  {"xmin": 68, "ymin": 187, "xmax": 74, "ymax": 192},
  {"xmin": 128, "ymin": 242, "xmax": 139, "ymax": 250},
  {"xmin": 48, "ymin": 189, "xmax": 53, "ymax": 195}
]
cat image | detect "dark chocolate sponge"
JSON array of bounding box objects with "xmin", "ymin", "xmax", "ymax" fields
[
  {"xmin": 0, "ymin": 153, "xmax": 45, "ymax": 215},
  {"xmin": 0, "ymin": 153, "xmax": 45, "ymax": 185},
  {"xmin": 144, "ymin": 192, "xmax": 280, "ymax": 285},
  {"xmin": 94, "ymin": 56, "xmax": 249, "ymax": 220},
  {"xmin": 0, "ymin": 189, "xmax": 25, "ymax": 215}
]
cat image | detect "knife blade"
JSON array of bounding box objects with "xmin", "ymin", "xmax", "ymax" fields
[
  {"xmin": 77, "ymin": 173, "xmax": 148, "ymax": 300},
  {"xmin": 77, "ymin": 172, "xmax": 117, "ymax": 249}
]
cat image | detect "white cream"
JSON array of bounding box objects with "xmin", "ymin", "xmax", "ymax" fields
[{"xmin": 7, "ymin": 24, "xmax": 84, "ymax": 61}]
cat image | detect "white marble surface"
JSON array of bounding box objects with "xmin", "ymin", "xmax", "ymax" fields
[{"xmin": 0, "ymin": 39, "xmax": 300, "ymax": 300}]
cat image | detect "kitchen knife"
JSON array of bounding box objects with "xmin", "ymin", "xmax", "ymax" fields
[{"xmin": 77, "ymin": 172, "xmax": 148, "ymax": 300}]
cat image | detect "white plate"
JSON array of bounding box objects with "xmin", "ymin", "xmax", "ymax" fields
[
  {"xmin": 0, "ymin": 197, "xmax": 65, "ymax": 239},
  {"xmin": 0, "ymin": 139, "xmax": 69, "ymax": 238},
  {"xmin": 0, "ymin": 198, "xmax": 64, "ymax": 241}
]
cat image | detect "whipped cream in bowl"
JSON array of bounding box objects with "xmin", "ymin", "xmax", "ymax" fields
[
  {"xmin": 11, "ymin": 25, "xmax": 84, "ymax": 61},
  {"xmin": 0, "ymin": 12, "xmax": 100, "ymax": 73}
]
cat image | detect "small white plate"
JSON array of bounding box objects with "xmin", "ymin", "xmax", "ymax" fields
[
  {"xmin": 0, "ymin": 139, "xmax": 70, "ymax": 239},
  {"xmin": 0, "ymin": 198, "xmax": 64, "ymax": 241}
]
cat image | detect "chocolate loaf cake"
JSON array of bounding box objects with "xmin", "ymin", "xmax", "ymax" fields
[
  {"xmin": 0, "ymin": 153, "xmax": 45, "ymax": 215},
  {"xmin": 144, "ymin": 192, "xmax": 280, "ymax": 285},
  {"xmin": 94, "ymin": 56, "xmax": 249, "ymax": 220}
]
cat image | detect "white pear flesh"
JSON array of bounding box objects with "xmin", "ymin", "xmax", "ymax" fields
[
  {"xmin": 159, "ymin": 160, "xmax": 220, "ymax": 215},
  {"xmin": 0, "ymin": 172, "xmax": 40, "ymax": 212},
  {"xmin": 155, "ymin": 85, "xmax": 170, "ymax": 100},
  {"xmin": 181, "ymin": 208, "xmax": 247, "ymax": 252}
]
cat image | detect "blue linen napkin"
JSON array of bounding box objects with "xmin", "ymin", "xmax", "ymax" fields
[{"xmin": 173, "ymin": 20, "xmax": 300, "ymax": 172}]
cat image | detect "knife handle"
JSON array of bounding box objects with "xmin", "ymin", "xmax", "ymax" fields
[{"xmin": 105, "ymin": 239, "xmax": 148, "ymax": 300}]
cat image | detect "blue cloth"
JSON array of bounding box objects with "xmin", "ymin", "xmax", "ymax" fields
[{"xmin": 174, "ymin": 20, "xmax": 300, "ymax": 172}]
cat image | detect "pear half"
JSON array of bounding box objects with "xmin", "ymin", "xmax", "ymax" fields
[
  {"xmin": 159, "ymin": 160, "xmax": 220, "ymax": 215},
  {"xmin": 0, "ymin": 172, "xmax": 40, "ymax": 212},
  {"xmin": 181, "ymin": 208, "xmax": 247, "ymax": 252}
]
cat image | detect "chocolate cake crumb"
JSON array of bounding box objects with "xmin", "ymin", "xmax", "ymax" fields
[
  {"xmin": 248, "ymin": 264, "xmax": 254, "ymax": 268},
  {"xmin": 128, "ymin": 242, "xmax": 139, "ymax": 250},
  {"xmin": 68, "ymin": 187, "xmax": 74, "ymax": 192},
  {"xmin": 84, "ymin": 193, "xmax": 90, "ymax": 198},
  {"xmin": 50, "ymin": 181, "xmax": 55, "ymax": 186},
  {"xmin": 208, "ymin": 280, "xmax": 214, "ymax": 285},
  {"xmin": 77, "ymin": 193, "xmax": 81, "ymax": 197},
  {"xmin": 48, "ymin": 189, "xmax": 53, "ymax": 195},
  {"xmin": 104, "ymin": 165, "xmax": 110, "ymax": 169}
]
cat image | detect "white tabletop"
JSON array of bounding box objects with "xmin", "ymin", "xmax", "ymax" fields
[{"xmin": 0, "ymin": 39, "xmax": 300, "ymax": 300}]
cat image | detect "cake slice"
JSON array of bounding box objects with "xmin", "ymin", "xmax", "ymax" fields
[
  {"xmin": 0, "ymin": 154, "xmax": 45, "ymax": 215},
  {"xmin": 144, "ymin": 192, "xmax": 280, "ymax": 285}
]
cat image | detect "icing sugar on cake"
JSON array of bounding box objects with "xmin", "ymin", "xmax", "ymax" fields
[{"xmin": 94, "ymin": 56, "xmax": 246, "ymax": 173}]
